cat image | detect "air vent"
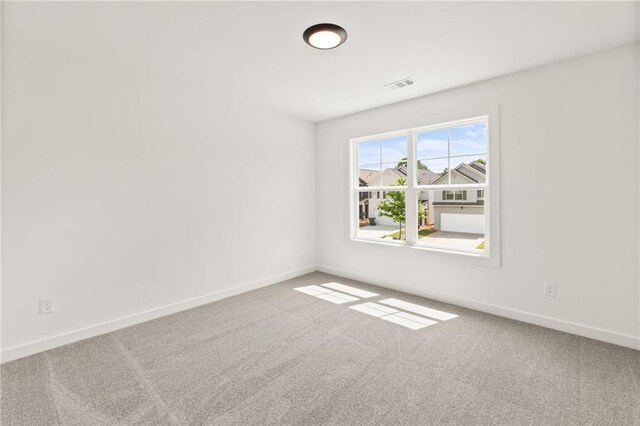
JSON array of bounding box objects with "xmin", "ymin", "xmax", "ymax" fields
[{"xmin": 384, "ymin": 78, "xmax": 415, "ymax": 90}]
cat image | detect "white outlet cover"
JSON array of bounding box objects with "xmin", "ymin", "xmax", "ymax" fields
[
  {"xmin": 39, "ymin": 297, "xmax": 54, "ymax": 314},
  {"xmin": 544, "ymin": 282, "xmax": 557, "ymax": 297}
]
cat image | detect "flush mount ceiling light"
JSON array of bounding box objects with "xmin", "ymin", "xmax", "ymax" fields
[{"xmin": 303, "ymin": 23, "xmax": 347, "ymax": 50}]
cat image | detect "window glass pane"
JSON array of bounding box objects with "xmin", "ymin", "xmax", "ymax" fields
[
  {"xmin": 354, "ymin": 117, "xmax": 490, "ymax": 256},
  {"xmin": 417, "ymin": 187, "xmax": 486, "ymax": 253},
  {"xmin": 381, "ymin": 135, "xmax": 408, "ymax": 163},
  {"xmin": 357, "ymin": 140, "xmax": 381, "ymax": 167},
  {"xmin": 416, "ymin": 128, "xmax": 448, "ymax": 160},
  {"xmin": 358, "ymin": 164, "xmax": 380, "ymax": 187},
  {"xmin": 379, "ymin": 162, "xmax": 408, "ymax": 187},
  {"xmin": 450, "ymin": 122, "xmax": 486, "ymax": 157},
  {"xmin": 417, "ymin": 158, "xmax": 449, "ymax": 185},
  {"xmin": 449, "ymin": 155, "xmax": 487, "ymax": 185},
  {"xmin": 395, "ymin": 160, "xmax": 408, "ymax": 169},
  {"xmin": 417, "ymin": 190, "xmax": 434, "ymax": 239},
  {"xmin": 358, "ymin": 137, "xmax": 408, "ymax": 188},
  {"xmin": 356, "ymin": 189, "xmax": 407, "ymax": 241}
]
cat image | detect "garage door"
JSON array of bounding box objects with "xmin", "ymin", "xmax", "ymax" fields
[
  {"xmin": 440, "ymin": 213, "xmax": 484, "ymax": 234},
  {"xmin": 374, "ymin": 215, "xmax": 398, "ymax": 226}
]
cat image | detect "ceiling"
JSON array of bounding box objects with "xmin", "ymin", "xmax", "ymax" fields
[{"xmin": 5, "ymin": 1, "xmax": 639, "ymax": 122}]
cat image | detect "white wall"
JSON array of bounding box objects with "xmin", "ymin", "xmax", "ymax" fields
[
  {"xmin": 2, "ymin": 4, "xmax": 638, "ymax": 360},
  {"xmin": 1, "ymin": 5, "xmax": 316, "ymax": 358},
  {"xmin": 317, "ymin": 44, "xmax": 640, "ymax": 348}
]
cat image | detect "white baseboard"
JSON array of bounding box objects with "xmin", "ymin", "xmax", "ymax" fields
[
  {"xmin": 3, "ymin": 263, "xmax": 637, "ymax": 363},
  {"xmin": 317, "ymin": 265, "xmax": 640, "ymax": 351},
  {"xmin": 1, "ymin": 266, "xmax": 316, "ymax": 363}
]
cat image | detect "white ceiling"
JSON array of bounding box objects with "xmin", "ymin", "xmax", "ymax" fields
[{"xmin": 5, "ymin": 1, "xmax": 639, "ymax": 122}]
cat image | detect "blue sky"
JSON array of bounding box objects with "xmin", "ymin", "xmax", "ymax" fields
[{"xmin": 358, "ymin": 122, "xmax": 486, "ymax": 174}]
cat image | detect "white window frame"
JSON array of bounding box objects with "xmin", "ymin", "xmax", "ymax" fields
[{"xmin": 349, "ymin": 109, "xmax": 500, "ymax": 267}]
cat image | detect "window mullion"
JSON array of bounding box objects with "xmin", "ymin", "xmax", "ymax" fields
[
  {"xmin": 447, "ymin": 128, "xmax": 451, "ymax": 185},
  {"xmin": 406, "ymin": 131, "xmax": 418, "ymax": 244}
]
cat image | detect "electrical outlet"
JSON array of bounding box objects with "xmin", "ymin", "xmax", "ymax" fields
[
  {"xmin": 39, "ymin": 297, "xmax": 54, "ymax": 314},
  {"xmin": 544, "ymin": 282, "xmax": 557, "ymax": 298}
]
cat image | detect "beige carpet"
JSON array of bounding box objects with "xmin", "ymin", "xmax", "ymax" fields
[{"xmin": 2, "ymin": 272, "xmax": 639, "ymax": 425}]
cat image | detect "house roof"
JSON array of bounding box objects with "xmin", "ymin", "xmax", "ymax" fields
[
  {"xmin": 358, "ymin": 169, "xmax": 380, "ymax": 185},
  {"xmin": 359, "ymin": 166, "xmax": 441, "ymax": 186},
  {"xmin": 384, "ymin": 167, "xmax": 403, "ymax": 177},
  {"xmin": 468, "ymin": 161, "xmax": 486, "ymax": 174},
  {"xmin": 418, "ymin": 168, "xmax": 440, "ymax": 185},
  {"xmin": 396, "ymin": 166, "xmax": 440, "ymax": 185},
  {"xmin": 455, "ymin": 167, "xmax": 480, "ymax": 183},
  {"xmin": 432, "ymin": 160, "xmax": 486, "ymax": 185}
]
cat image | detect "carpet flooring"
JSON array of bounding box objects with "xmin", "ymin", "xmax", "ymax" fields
[{"xmin": 2, "ymin": 272, "xmax": 639, "ymax": 425}]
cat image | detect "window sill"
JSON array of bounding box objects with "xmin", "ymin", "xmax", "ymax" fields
[{"xmin": 350, "ymin": 237, "xmax": 500, "ymax": 268}]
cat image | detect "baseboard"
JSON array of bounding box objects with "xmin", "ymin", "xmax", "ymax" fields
[
  {"xmin": 1, "ymin": 265, "xmax": 316, "ymax": 363},
  {"xmin": 4, "ymin": 263, "xmax": 637, "ymax": 363},
  {"xmin": 317, "ymin": 265, "xmax": 640, "ymax": 351}
]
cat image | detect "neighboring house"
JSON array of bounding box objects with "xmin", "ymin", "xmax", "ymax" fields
[
  {"xmin": 413, "ymin": 167, "xmax": 440, "ymax": 227},
  {"xmin": 359, "ymin": 166, "xmax": 438, "ymax": 226},
  {"xmin": 359, "ymin": 169, "xmax": 380, "ymax": 185},
  {"xmin": 358, "ymin": 178, "xmax": 370, "ymax": 218},
  {"xmin": 357, "ymin": 169, "xmax": 380, "ymax": 219},
  {"xmin": 359, "ymin": 161, "xmax": 486, "ymax": 233},
  {"xmin": 430, "ymin": 161, "xmax": 486, "ymax": 234}
]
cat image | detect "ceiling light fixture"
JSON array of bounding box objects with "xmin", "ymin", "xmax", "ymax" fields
[{"xmin": 303, "ymin": 23, "xmax": 347, "ymax": 50}]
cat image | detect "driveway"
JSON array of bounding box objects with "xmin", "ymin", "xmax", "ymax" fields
[
  {"xmin": 359, "ymin": 227, "xmax": 484, "ymax": 250},
  {"xmin": 421, "ymin": 231, "xmax": 484, "ymax": 251},
  {"xmin": 358, "ymin": 224, "xmax": 401, "ymax": 240}
]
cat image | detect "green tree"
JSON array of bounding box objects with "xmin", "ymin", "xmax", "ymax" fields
[
  {"xmin": 377, "ymin": 177, "xmax": 426, "ymax": 240},
  {"xmin": 396, "ymin": 157, "xmax": 427, "ymax": 170},
  {"xmin": 475, "ymin": 159, "xmax": 486, "ymax": 165}
]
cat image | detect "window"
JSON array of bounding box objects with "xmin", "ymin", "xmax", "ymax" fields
[
  {"xmin": 443, "ymin": 190, "xmax": 467, "ymax": 201},
  {"xmin": 352, "ymin": 116, "xmax": 493, "ymax": 257}
]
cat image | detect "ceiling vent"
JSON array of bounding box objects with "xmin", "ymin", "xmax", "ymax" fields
[{"xmin": 384, "ymin": 78, "xmax": 415, "ymax": 90}]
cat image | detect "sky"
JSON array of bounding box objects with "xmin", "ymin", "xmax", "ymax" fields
[{"xmin": 358, "ymin": 122, "xmax": 487, "ymax": 174}]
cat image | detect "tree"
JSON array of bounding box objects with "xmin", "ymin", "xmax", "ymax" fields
[
  {"xmin": 475, "ymin": 159, "xmax": 486, "ymax": 165},
  {"xmin": 377, "ymin": 177, "xmax": 426, "ymax": 240},
  {"xmin": 396, "ymin": 157, "xmax": 427, "ymax": 170}
]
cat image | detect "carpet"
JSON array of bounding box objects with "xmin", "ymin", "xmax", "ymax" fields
[{"xmin": 2, "ymin": 272, "xmax": 639, "ymax": 425}]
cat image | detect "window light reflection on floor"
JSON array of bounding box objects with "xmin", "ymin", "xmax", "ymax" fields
[
  {"xmin": 293, "ymin": 286, "xmax": 359, "ymax": 304},
  {"xmin": 293, "ymin": 283, "xmax": 459, "ymax": 330},
  {"xmin": 378, "ymin": 298, "xmax": 459, "ymax": 321},
  {"xmin": 320, "ymin": 282, "xmax": 378, "ymax": 298},
  {"xmin": 349, "ymin": 302, "xmax": 437, "ymax": 330}
]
